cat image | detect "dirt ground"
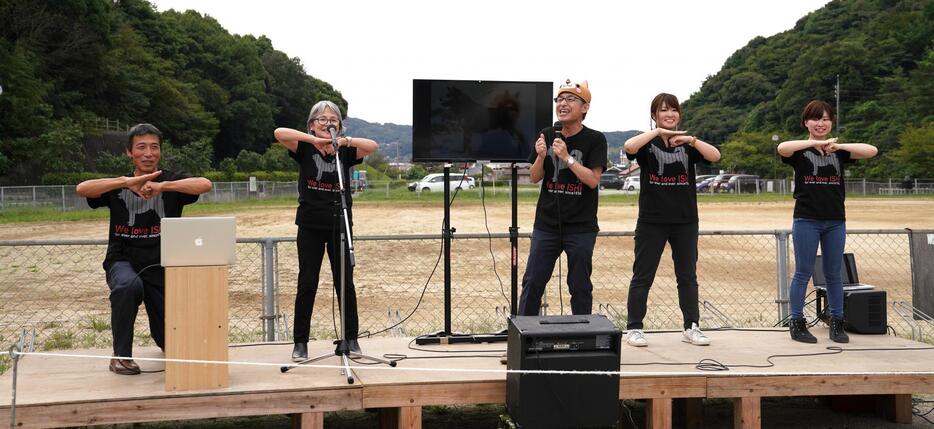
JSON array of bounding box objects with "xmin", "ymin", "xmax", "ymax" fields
[
  {"xmin": 1, "ymin": 197, "xmax": 930, "ymax": 347},
  {"xmin": 1, "ymin": 199, "xmax": 932, "ymax": 241}
]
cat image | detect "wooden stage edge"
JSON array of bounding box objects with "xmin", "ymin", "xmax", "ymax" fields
[{"xmin": 1, "ymin": 330, "xmax": 933, "ymax": 429}]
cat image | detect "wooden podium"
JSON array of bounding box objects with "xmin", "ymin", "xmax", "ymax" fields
[{"xmin": 164, "ymin": 265, "xmax": 229, "ymax": 391}]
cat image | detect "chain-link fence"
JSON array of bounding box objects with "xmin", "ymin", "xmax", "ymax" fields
[
  {"xmin": 3, "ymin": 178, "xmax": 933, "ymax": 210},
  {"xmin": 0, "ymin": 229, "xmax": 930, "ymax": 351}
]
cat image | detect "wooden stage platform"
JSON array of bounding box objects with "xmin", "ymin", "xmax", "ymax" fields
[{"xmin": 1, "ymin": 328, "xmax": 932, "ymax": 428}]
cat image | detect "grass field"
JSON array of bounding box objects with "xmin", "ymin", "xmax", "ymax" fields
[{"xmin": 2, "ymin": 188, "xmax": 931, "ymax": 225}]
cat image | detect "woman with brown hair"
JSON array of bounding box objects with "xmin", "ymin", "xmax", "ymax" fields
[{"xmin": 622, "ymin": 93, "xmax": 720, "ymax": 348}]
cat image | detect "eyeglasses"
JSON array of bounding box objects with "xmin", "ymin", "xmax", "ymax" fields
[
  {"xmin": 312, "ymin": 117, "xmax": 341, "ymax": 126},
  {"xmin": 554, "ymin": 96, "xmax": 583, "ymax": 105}
]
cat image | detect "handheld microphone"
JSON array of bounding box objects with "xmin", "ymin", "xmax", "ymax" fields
[
  {"xmin": 327, "ymin": 124, "xmax": 339, "ymax": 140},
  {"xmin": 550, "ymin": 121, "xmax": 563, "ymax": 146}
]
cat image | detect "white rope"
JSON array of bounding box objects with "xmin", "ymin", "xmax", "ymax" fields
[{"xmin": 9, "ymin": 350, "xmax": 934, "ymax": 378}]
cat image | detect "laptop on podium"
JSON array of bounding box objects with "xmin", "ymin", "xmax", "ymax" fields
[
  {"xmin": 160, "ymin": 217, "xmax": 237, "ymax": 267},
  {"xmin": 812, "ymin": 253, "xmax": 874, "ymax": 292}
]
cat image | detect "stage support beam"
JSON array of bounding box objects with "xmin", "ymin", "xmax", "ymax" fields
[
  {"xmin": 732, "ymin": 396, "xmax": 761, "ymax": 429},
  {"xmin": 647, "ymin": 397, "xmax": 672, "ymax": 429},
  {"xmin": 878, "ymin": 394, "xmax": 912, "ymax": 424},
  {"xmin": 379, "ymin": 406, "xmax": 422, "ymax": 429},
  {"xmin": 290, "ymin": 412, "xmax": 323, "ymax": 429}
]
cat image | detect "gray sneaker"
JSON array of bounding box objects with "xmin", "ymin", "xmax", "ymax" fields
[
  {"xmin": 682, "ymin": 323, "xmax": 711, "ymax": 346},
  {"xmin": 626, "ymin": 329, "xmax": 648, "ymax": 347}
]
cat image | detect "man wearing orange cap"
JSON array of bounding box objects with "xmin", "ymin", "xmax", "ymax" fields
[{"xmin": 518, "ymin": 80, "xmax": 608, "ymax": 316}]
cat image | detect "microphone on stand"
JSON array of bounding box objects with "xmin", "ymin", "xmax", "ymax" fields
[{"xmin": 327, "ymin": 124, "xmax": 340, "ymax": 150}]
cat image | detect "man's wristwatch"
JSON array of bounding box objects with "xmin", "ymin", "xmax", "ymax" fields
[{"xmin": 566, "ymin": 156, "xmax": 576, "ymax": 166}]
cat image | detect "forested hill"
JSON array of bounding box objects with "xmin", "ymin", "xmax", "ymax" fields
[
  {"xmin": 0, "ymin": 0, "xmax": 345, "ymax": 184},
  {"xmin": 681, "ymin": 0, "xmax": 933, "ymax": 178}
]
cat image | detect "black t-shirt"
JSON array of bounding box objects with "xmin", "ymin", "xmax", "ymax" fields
[
  {"xmin": 87, "ymin": 170, "xmax": 199, "ymax": 286},
  {"xmin": 289, "ymin": 141, "xmax": 362, "ymax": 230},
  {"xmin": 782, "ymin": 148, "xmax": 854, "ymax": 220},
  {"xmin": 628, "ymin": 136, "xmax": 709, "ymax": 224},
  {"xmin": 529, "ymin": 125, "xmax": 608, "ymax": 233}
]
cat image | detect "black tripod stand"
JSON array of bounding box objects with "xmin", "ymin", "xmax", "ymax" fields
[
  {"xmin": 415, "ymin": 163, "xmax": 520, "ymax": 345},
  {"xmin": 281, "ymin": 130, "xmax": 396, "ymax": 383}
]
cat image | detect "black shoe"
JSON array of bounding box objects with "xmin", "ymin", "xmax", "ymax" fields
[
  {"xmin": 292, "ymin": 343, "xmax": 308, "ymax": 362},
  {"xmin": 829, "ymin": 317, "xmax": 850, "ymax": 343},
  {"xmin": 789, "ymin": 318, "xmax": 817, "ymax": 343},
  {"xmin": 347, "ymin": 339, "xmax": 361, "ymax": 353}
]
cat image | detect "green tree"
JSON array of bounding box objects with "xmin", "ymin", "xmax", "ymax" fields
[
  {"xmin": 404, "ymin": 164, "xmax": 429, "ymax": 180},
  {"xmin": 234, "ymin": 149, "xmax": 264, "ymax": 172},
  {"xmin": 0, "ymin": 0, "xmax": 347, "ymax": 184},
  {"xmin": 679, "ymin": 0, "xmax": 933, "ymax": 178},
  {"xmin": 161, "ymin": 140, "xmax": 212, "ymax": 174},
  {"xmin": 95, "ymin": 151, "xmax": 132, "ymax": 174},
  {"xmin": 218, "ymin": 157, "xmax": 236, "ymax": 180},
  {"xmin": 261, "ymin": 144, "xmax": 292, "ymax": 171},
  {"xmin": 719, "ymin": 131, "xmax": 788, "ymax": 178},
  {"xmin": 888, "ymin": 124, "xmax": 934, "ymax": 178}
]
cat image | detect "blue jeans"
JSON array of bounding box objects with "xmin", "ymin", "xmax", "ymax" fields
[{"xmin": 790, "ymin": 218, "xmax": 846, "ymax": 319}]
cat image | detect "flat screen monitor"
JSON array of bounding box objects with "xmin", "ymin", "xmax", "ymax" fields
[{"xmin": 412, "ymin": 79, "xmax": 552, "ymax": 162}]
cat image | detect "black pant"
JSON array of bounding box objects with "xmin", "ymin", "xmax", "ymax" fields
[
  {"xmin": 518, "ymin": 229, "xmax": 597, "ymax": 316},
  {"xmin": 293, "ymin": 226, "xmax": 358, "ymax": 343},
  {"xmin": 626, "ymin": 222, "xmax": 700, "ymax": 330},
  {"xmin": 106, "ymin": 261, "xmax": 165, "ymax": 357}
]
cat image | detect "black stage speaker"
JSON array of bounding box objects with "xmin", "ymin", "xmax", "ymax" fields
[
  {"xmin": 506, "ymin": 315, "xmax": 621, "ymax": 429},
  {"xmin": 844, "ymin": 289, "xmax": 887, "ymax": 334}
]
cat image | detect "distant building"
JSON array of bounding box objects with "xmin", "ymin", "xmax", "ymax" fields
[{"xmin": 388, "ymin": 162, "xmax": 414, "ymax": 171}]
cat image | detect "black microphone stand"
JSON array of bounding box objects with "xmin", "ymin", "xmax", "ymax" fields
[{"xmin": 281, "ymin": 130, "xmax": 396, "ymax": 383}]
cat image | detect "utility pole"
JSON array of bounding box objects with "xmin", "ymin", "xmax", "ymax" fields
[{"xmin": 835, "ymin": 74, "xmax": 841, "ymax": 134}]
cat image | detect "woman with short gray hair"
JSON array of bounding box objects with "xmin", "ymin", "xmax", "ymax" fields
[{"xmin": 274, "ymin": 101, "xmax": 379, "ymax": 361}]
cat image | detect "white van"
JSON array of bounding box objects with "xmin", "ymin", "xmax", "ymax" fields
[{"xmin": 409, "ymin": 173, "xmax": 476, "ymax": 192}]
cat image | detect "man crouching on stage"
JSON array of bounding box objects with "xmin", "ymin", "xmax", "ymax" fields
[{"xmin": 76, "ymin": 123, "xmax": 212, "ymax": 375}]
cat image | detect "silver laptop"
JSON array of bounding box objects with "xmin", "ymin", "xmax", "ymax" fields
[
  {"xmin": 813, "ymin": 253, "xmax": 875, "ymax": 292},
  {"xmin": 160, "ymin": 217, "xmax": 237, "ymax": 267}
]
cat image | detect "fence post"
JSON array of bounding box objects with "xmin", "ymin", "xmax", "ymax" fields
[
  {"xmin": 775, "ymin": 231, "xmax": 790, "ymax": 323},
  {"xmin": 61, "ymin": 186, "xmax": 65, "ymax": 211},
  {"xmin": 863, "ymin": 178, "xmax": 866, "ymax": 196},
  {"xmin": 262, "ymin": 238, "xmax": 277, "ymax": 341}
]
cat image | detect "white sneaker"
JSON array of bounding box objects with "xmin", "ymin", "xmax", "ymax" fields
[
  {"xmin": 682, "ymin": 323, "xmax": 710, "ymax": 346},
  {"xmin": 626, "ymin": 329, "xmax": 648, "ymax": 347}
]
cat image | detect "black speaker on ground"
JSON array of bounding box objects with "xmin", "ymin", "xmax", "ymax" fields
[
  {"xmin": 844, "ymin": 289, "xmax": 887, "ymax": 334},
  {"xmin": 506, "ymin": 315, "xmax": 621, "ymax": 429}
]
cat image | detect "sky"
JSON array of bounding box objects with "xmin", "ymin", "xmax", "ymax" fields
[{"xmin": 151, "ymin": 0, "xmax": 829, "ymax": 132}]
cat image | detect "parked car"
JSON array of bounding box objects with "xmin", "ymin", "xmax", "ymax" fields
[
  {"xmin": 623, "ymin": 176, "xmax": 641, "ymax": 191},
  {"xmin": 599, "ymin": 172, "xmax": 623, "ymax": 190},
  {"xmin": 720, "ymin": 174, "xmax": 760, "ymax": 193},
  {"xmin": 408, "ymin": 173, "xmax": 476, "ymax": 192},
  {"xmin": 708, "ymin": 174, "xmax": 737, "ymax": 193},
  {"xmin": 696, "ymin": 177, "xmax": 717, "ymax": 193}
]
